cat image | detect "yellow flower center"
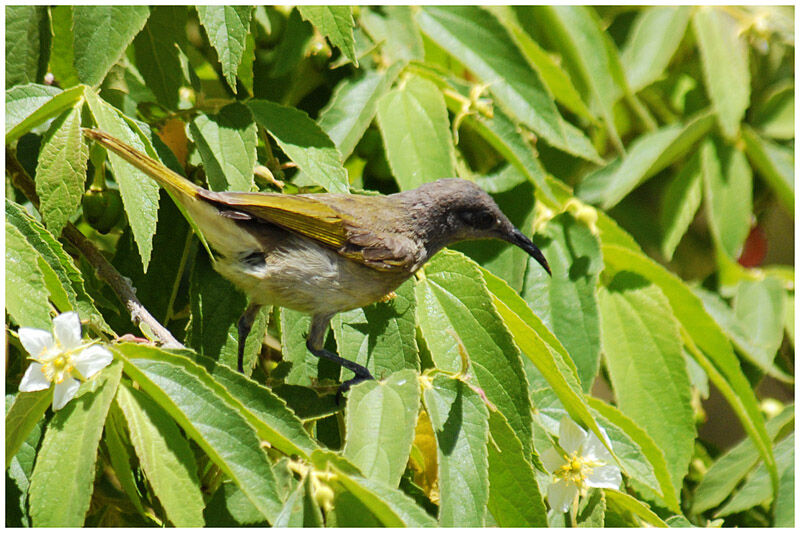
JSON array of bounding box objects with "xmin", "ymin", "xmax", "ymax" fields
[
  {"xmin": 41, "ymin": 354, "xmax": 75, "ymax": 384},
  {"xmin": 554, "ymin": 452, "xmax": 604, "ymax": 487}
]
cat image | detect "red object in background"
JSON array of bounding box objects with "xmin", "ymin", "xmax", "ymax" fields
[{"xmin": 738, "ymin": 225, "xmax": 768, "ymax": 267}]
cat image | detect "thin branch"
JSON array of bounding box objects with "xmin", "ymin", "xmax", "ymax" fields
[{"xmin": 6, "ymin": 148, "xmax": 183, "ymax": 349}]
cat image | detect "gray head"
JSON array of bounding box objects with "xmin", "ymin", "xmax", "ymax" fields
[{"xmin": 399, "ymin": 178, "xmax": 551, "ymax": 275}]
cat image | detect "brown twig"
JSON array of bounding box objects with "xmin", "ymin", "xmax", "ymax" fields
[{"xmin": 6, "ymin": 148, "xmax": 183, "ymax": 348}]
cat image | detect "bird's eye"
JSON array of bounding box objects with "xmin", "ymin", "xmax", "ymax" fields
[{"xmin": 461, "ymin": 210, "xmax": 495, "ymax": 230}]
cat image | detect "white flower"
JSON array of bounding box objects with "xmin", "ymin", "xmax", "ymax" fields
[
  {"xmin": 541, "ymin": 417, "xmax": 622, "ymax": 513},
  {"xmin": 18, "ymin": 312, "xmax": 113, "ymax": 410}
]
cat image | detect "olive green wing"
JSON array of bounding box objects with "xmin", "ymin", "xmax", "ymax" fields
[{"xmin": 198, "ymin": 190, "xmax": 419, "ymax": 271}]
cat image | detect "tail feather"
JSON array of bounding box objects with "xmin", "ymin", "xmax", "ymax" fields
[{"xmin": 82, "ymin": 129, "xmax": 199, "ymax": 200}]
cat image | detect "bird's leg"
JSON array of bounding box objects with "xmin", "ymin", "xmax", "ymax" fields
[
  {"xmin": 306, "ymin": 313, "xmax": 374, "ymax": 393},
  {"xmin": 237, "ymin": 302, "xmax": 263, "ymax": 373}
]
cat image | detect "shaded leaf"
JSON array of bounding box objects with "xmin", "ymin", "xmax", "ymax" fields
[
  {"xmin": 133, "ymin": 6, "xmax": 186, "ymax": 109},
  {"xmin": 298, "ymin": 6, "xmax": 357, "ymax": 66},
  {"xmin": 6, "ymin": 6, "xmax": 48, "ymax": 88},
  {"xmin": 661, "ymin": 151, "xmax": 703, "ymax": 260},
  {"xmin": 196, "ymin": 6, "xmax": 253, "ymax": 92}
]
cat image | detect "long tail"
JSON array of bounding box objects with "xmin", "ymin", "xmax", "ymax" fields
[{"xmin": 82, "ymin": 129, "xmax": 200, "ymax": 200}]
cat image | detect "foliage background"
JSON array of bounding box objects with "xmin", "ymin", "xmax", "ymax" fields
[{"xmin": 5, "ymin": 5, "xmax": 794, "ymax": 528}]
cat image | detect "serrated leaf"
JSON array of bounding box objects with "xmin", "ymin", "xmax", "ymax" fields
[
  {"xmin": 661, "ymin": 151, "xmax": 703, "ymax": 259},
  {"xmin": 5, "ymin": 222, "xmax": 51, "ymax": 329},
  {"xmin": 423, "ymin": 375, "xmax": 489, "ymax": 526},
  {"xmin": 332, "ymin": 278, "xmax": 419, "ymax": 381},
  {"xmin": 343, "ymin": 369, "xmax": 420, "ymax": 487},
  {"xmin": 28, "ymin": 363, "xmax": 123, "ymax": 527},
  {"xmin": 742, "ymin": 125, "xmax": 794, "ymax": 212},
  {"xmin": 73, "ymin": 6, "xmax": 150, "ymax": 87},
  {"xmin": 115, "ymin": 383, "xmax": 204, "ymax": 527},
  {"xmin": 417, "ymin": 6, "xmax": 599, "ymax": 162},
  {"xmin": 133, "ymin": 6, "xmax": 186, "ymax": 109},
  {"xmin": 190, "ymin": 103, "xmax": 256, "ymax": 192},
  {"xmin": 522, "ymin": 212, "xmax": 602, "ymax": 391},
  {"xmin": 85, "ymin": 88, "xmax": 160, "ymax": 270},
  {"xmin": 34, "ymin": 106, "xmax": 88, "ymax": 236},
  {"xmin": 377, "ymin": 75, "xmax": 455, "ymax": 191},
  {"xmin": 5, "ymin": 389, "xmax": 52, "ymax": 469},
  {"xmin": 692, "ymin": 405, "xmax": 793, "ymax": 514},
  {"xmin": 248, "ymin": 99, "xmax": 349, "ymax": 193},
  {"xmin": 298, "ymin": 6, "xmax": 357, "ymax": 66},
  {"xmin": 599, "ymin": 272, "xmax": 697, "ymax": 500},
  {"xmin": 114, "ymin": 344, "xmax": 283, "ymax": 523},
  {"xmin": 486, "ymin": 410, "xmax": 547, "ymax": 527},
  {"xmin": 693, "ymin": 7, "xmax": 750, "ymax": 139},
  {"xmin": 416, "ymin": 251, "xmax": 532, "ymax": 456},
  {"xmin": 621, "ymin": 7, "xmax": 691, "ymax": 91},
  {"xmin": 360, "ymin": 6, "xmax": 424, "ymax": 63},
  {"xmin": 318, "ymin": 62, "xmax": 404, "ymax": 159},
  {"xmin": 6, "ymin": 84, "xmax": 83, "ymax": 143},
  {"xmin": 196, "ymin": 6, "xmax": 252, "ymax": 92},
  {"xmin": 602, "ymin": 244, "xmax": 777, "ymax": 496},
  {"xmin": 6, "ymin": 6, "xmax": 48, "ymax": 88},
  {"xmin": 701, "ymin": 138, "xmax": 753, "ymax": 259},
  {"xmin": 577, "ymin": 112, "xmax": 715, "ymax": 209},
  {"xmin": 49, "ymin": 6, "xmax": 79, "ymax": 88}
]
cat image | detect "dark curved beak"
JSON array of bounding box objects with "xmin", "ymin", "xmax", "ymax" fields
[{"xmin": 507, "ymin": 228, "xmax": 551, "ymax": 276}]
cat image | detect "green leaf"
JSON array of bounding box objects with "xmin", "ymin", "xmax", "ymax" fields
[
  {"xmin": 343, "ymin": 369, "xmax": 420, "ymax": 487},
  {"xmin": 248, "ymin": 99, "xmax": 349, "ymax": 193},
  {"xmin": 5, "ymin": 389, "xmax": 52, "ymax": 469},
  {"xmin": 5, "ymin": 84, "xmax": 83, "ymax": 143},
  {"xmin": 417, "ymin": 6, "xmax": 598, "ymax": 162},
  {"xmin": 360, "ymin": 6, "xmax": 424, "ymax": 63},
  {"xmin": 196, "ymin": 6, "xmax": 253, "ymax": 92},
  {"xmin": 742, "ymin": 125, "xmax": 794, "ymax": 212},
  {"xmin": 602, "ymin": 244, "xmax": 777, "ymax": 495},
  {"xmin": 6, "ymin": 396, "xmax": 43, "ymax": 527},
  {"xmin": 34, "ymin": 106, "xmax": 88, "ymax": 236},
  {"xmin": 318, "ymin": 62, "xmax": 404, "ymax": 159},
  {"xmin": 692, "ymin": 7, "xmax": 750, "ymax": 139},
  {"xmin": 692, "ymin": 404, "xmax": 793, "ymax": 514},
  {"xmin": 274, "ymin": 477, "xmax": 323, "ymax": 527},
  {"xmin": 104, "ymin": 406, "xmax": 148, "ymax": 518},
  {"xmin": 132, "ymin": 6, "xmax": 186, "ymax": 109},
  {"xmin": 6, "ymin": 6, "xmax": 48, "ymax": 88},
  {"xmin": 49, "ymin": 6, "xmax": 80, "ymax": 88},
  {"xmin": 189, "ymin": 103, "xmax": 257, "ymax": 192},
  {"xmin": 661, "ymin": 151, "xmax": 703, "ymax": 260},
  {"xmin": 733, "ymin": 279, "xmax": 786, "ymax": 371},
  {"xmin": 621, "ymin": 7, "xmax": 692, "ymax": 91},
  {"xmin": 115, "ymin": 383, "xmax": 204, "ymax": 527},
  {"xmin": 773, "ymin": 447, "xmax": 795, "ymax": 527},
  {"xmin": 297, "ymin": 6, "xmax": 357, "ymax": 66},
  {"xmin": 416, "ymin": 251, "xmax": 532, "ymax": 455},
  {"xmin": 28, "ymin": 363, "xmax": 123, "ymax": 527},
  {"xmin": 701, "ymin": 138, "xmax": 753, "ymax": 259},
  {"xmin": 604, "ymin": 490, "xmax": 668, "ymax": 528},
  {"xmin": 186, "ymin": 254, "xmax": 267, "ymax": 373},
  {"xmin": 587, "ymin": 397, "xmax": 680, "ymax": 512},
  {"xmin": 486, "ymin": 410, "xmax": 547, "ymax": 527},
  {"xmin": 5, "ymin": 222, "xmax": 51, "ymax": 329},
  {"xmin": 85, "ymin": 88, "xmax": 160, "ymax": 270},
  {"xmin": 329, "ymin": 464, "xmax": 437, "ymax": 527},
  {"xmin": 529, "ymin": 6, "xmax": 625, "ymax": 151},
  {"xmin": 377, "ymin": 75, "xmax": 456, "ymax": 191},
  {"xmin": 485, "ymin": 6, "xmax": 594, "ymax": 123},
  {"xmin": 204, "ymin": 481, "xmax": 271, "ymax": 526},
  {"xmin": 280, "ymin": 309, "xmax": 327, "ymax": 386},
  {"xmin": 114, "ymin": 344, "xmax": 283, "ymax": 523},
  {"xmin": 332, "ymin": 279, "xmax": 419, "ymax": 380},
  {"xmin": 716, "ymin": 432, "xmax": 794, "ymax": 516},
  {"xmin": 752, "ymin": 82, "xmax": 794, "ymax": 140},
  {"xmin": 522, "ymin": 212, "xmax": 602, "ymax": 391},
  {"xmin": 237, "ymin": 33, "xmax": 256, "ymax": 96},
  {"xmin": 578, "ymin": 489, "xmax": 606, "ymax": 527},
  {"xmin": 599, "ymin": 272, "xmax": 695, "ymax": 499},
  {"xmin": 577, "ymin": 111, "xmax": 715, "ymax": 209},
  {"xmin": 423, "ymin": 375, "xmax": 489, "ymax": 527},
  {"xmin": 73, "ymin": 6, "xmax": 150, "ymax": 86}
]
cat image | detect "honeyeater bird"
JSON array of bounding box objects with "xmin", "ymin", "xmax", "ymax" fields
[{"xmin": 83, "ymin": 129, "xmax": 550, "ymax": 391}]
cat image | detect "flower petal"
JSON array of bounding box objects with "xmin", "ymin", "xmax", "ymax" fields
[
  {"xmin": 547, "ymin": 479, "xmax": 578, "ymax": 513},
  {"xmin": 19, "ymin": 363, "xmax": 51, "ymax": 391},
  {"xmin": 559, "ymin": 417, "xmax": 587, "ymax": 454},
  {"xmin": 586, "ymin": 464, "xmax": 622, "ymax": 490},
  {"xmin": 53, "ymin": 379, "xmax": 81, "ymax": 410},
  {"xmin": 73, "ymin": 345, "xmax": 113, "ymax": 379},
  {"xmin": 583, "ymin": 427, "xmax": 614, "ymax": 463},
  {"xmin": 541, "ymin": 447, "xmax": 566, "ymax": 474},
  {"xmin": 53, "ymin": 312, "xmax": 82, "ymax": 349},
  {"xmin": 18, "ymin": 328, "xmax": 54, "ymax": 359}
]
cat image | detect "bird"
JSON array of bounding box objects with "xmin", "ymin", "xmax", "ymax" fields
[{"xmin": 83, "ymin": 129, "xmax": 550, "ymax": 391}]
